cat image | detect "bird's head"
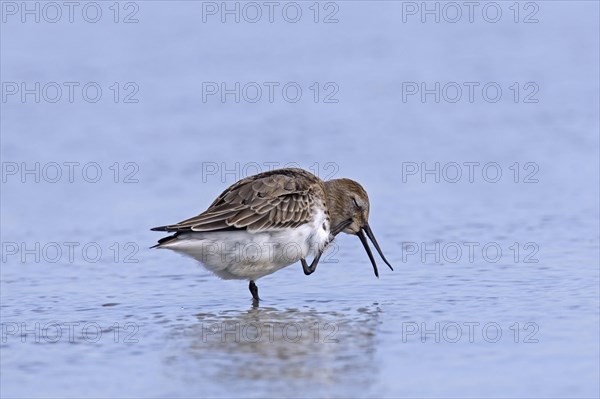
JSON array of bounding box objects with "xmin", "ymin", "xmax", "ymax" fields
[{"xmin": 324, "ymin": 178, "xmax": 393, "ymax": 277}]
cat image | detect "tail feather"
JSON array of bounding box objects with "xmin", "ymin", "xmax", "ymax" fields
[{"xmin": 150, "ymin": 233, "xmax": 180, "ymax": 249}]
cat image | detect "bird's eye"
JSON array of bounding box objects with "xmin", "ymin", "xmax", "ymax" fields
[{"xmin": 352, "ymin": 198, "xmax": 360, "ymax": 208}]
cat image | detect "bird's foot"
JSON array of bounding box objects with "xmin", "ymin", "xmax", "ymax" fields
[{"xmin": 249, "ymin": 280, "xmax": 260, "ymax": 305}]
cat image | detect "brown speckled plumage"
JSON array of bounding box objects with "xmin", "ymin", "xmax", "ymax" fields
[{"xmin": 151, "ymin": 168, "xmax": 325, "ymax": 233}]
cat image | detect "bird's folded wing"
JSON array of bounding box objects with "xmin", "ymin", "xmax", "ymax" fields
[{"xmin": 151, "ymin": 170, "xmax": 320, "ymax": 233}]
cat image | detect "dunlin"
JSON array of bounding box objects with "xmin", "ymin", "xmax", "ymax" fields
[{"xmin": 151, "ymin": 168, "xmax": 392, "ymax": 303}]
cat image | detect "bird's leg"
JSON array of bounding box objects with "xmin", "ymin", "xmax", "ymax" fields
[
  {"xmin": 301, "ymin": 233, "xmax": 337, "ymax": 276},
  {"xmin": 301, "ymin": 252, "xmax": 323, "ymax": 275},
  {"xmin": 249, "ymin": 280, "xmax": 260, "ymax": 304}
]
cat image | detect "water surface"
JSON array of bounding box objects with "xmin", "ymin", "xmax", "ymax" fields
[{"xmin": 1, "ymin": 1, "xmax": 599, "ymax": 397}]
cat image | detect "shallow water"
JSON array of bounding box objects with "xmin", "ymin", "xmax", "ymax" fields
[{"xmin": 1, "ymin": 1, "xmax": 599, "ymax": 398}]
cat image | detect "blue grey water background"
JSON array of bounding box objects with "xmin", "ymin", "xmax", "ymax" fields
[{"xmin": 1, "ymin": 1, "xmax": 599, "ymax": 397}]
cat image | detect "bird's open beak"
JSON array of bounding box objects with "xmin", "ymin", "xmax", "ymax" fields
[{"xmin": 356, "ymin": 223, "xmax": 394, "ymax": 278}]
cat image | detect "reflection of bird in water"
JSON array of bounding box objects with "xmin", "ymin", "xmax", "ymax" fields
[
  {"xmin": 152, "ymin": 168, "xmax": 393, "ymax": 304},
  {"xmin": 163, "ymin": 306, "xmax": 382, "ymax": 395}
]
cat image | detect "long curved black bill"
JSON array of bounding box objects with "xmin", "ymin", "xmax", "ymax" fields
[
  {"xmin": 363, "ymin": 223, "xmax": 394, "ymax": 271},
  {"xmin": 357, "ymin": 229, "xmax": 379, "ymax": 278}
]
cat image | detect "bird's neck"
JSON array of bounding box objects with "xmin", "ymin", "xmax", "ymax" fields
[{"xmin": 323, "ymin": 180, "xmax": 346, "ymax": 228}]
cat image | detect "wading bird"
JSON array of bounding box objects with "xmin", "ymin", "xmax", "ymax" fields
[{"xmin": 152, "ymin": 168, "xmax": 393, "ymax": 304}]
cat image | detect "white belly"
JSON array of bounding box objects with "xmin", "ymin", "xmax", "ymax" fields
[{"xmin": 158, "ymin": 209, "xmax": 330, "ymax": 280}]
